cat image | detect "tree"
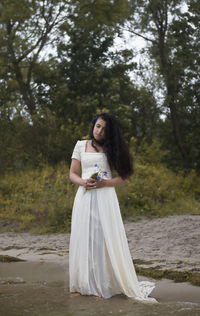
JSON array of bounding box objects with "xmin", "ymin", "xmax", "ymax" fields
[
  {"xmin": 127, "ymin": 0, "xmax": 200, "ymax": 169},
  {"xmin": 0, "ymin": 0, "xmax": 161, "ymax": 172},
  {"xmin": 54, "ymin": 0, "xmax": 132, "ymax": 123},
  {"xmin": 0, "ymin": 0, "xmax": 69, "ymax": 122}
]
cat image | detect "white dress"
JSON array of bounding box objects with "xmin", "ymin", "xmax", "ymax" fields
[{"xmin": 69, "ymin": 140, "xmax": 157, "ymax": 302}]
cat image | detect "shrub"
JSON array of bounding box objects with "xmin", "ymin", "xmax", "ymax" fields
[
  {"xmin": 0, "ymin": 162, "xmax": 77, "ymax": 233},
  {"xmin": 0, "ymin": 139, "xmax": 200, "ymax": 232},
  {"xmin": 117, "ymin": 139, "xmax": 200, "ymax": 220}
]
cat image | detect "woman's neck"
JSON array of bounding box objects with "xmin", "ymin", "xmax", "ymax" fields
[
  {"xmin": 91, "ymin": 138, "xmax": 104, "ymax": 152},
  {"xmin": 93, "ymin": 137, "xmax": 104, "ymax": 146}
]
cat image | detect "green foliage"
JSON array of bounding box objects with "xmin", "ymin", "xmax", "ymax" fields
[
  {"xmin": 128, "ymin": 0, "xmax": 200, "ymax": 170},
  {"xmin": 0, "ymin": 162, "xmax": 77, "ymax": 233},
  {"xmin": 116, "ymin": 139, "xmax": 200, "ymax": 220},
  {"xmin": 134, "ymin": 137, "xmax": 170, "ymax": 164},
  {"xmin": 0, "ymin": 0, "xmax": 200, "ymax": 179},
  {"xmin": 0, "ymin": 112, "xmax": 84, "ymax": 173},
  {"xmin": 0, "ymin": 0, "xmax": 69, "ymax": 120},
  {"xmin": 56, "ymin": 20, "xmax": 137, "ymax": 124},
  {"xmin": 1, "ymin": 141, "xmax": 200, "ymax": 233},
  {"xmin": 68, "ymin": 0, "xmax": 130, "ymax": 30}
]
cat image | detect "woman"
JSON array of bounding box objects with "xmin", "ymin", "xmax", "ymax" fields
[{"xmin": 69, "ymin": 113, "xmax": 157, "ymax": 302}]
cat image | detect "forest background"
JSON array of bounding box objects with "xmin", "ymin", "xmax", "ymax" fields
[{"xmin": 0, "ymin": 0, "xmax": 200, "ymax": 233}]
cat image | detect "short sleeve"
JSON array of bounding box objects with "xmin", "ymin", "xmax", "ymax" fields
[{"xmin": 71, "ymin": 140, "xmax": 81, "ymax": 161}]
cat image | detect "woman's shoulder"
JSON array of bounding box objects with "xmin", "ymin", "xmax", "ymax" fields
[
  {"xmin": 71, "ymin": 140, "xmax": 88, "ymax": 159},
  {"xmin": 74, "ymin": 139, "xmax": 88, "ymax": 150},
  {"xmin": 76, "ymin": 139, "xmax": 88, "ymax": 146}
]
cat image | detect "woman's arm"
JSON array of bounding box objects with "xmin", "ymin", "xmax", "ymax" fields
[
  {"xmin": 94, "ymin": 176, "xmax": 125, "ymax": 189},
  {"xmin": 69, "ymin": 159, "xmax": 84, "ymax": 186},
  {"xmin": 69, "ymin": 159, "xmax": 125, "ymax": 189},
  {"xmin": 69, "ymin": 159, "xmax": 96, "ymax": 189}
]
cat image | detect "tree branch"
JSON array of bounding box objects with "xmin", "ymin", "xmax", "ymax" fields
[{"xmin": 123, "ymin": 27, "xmax": 156, "ymax": 44}]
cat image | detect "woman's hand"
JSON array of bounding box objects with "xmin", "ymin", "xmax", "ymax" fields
[
  {"xmin": 82, "ymin": 178, "xmax": 96, "ymax": 190},
  {"xmin": 93, "ymin": 176, "xmax": 125, "ymax": 188},
  {"xmin": 83, "ymin": 176, "xmax": 124, "ymax": 190},
  {"xmin": 82, "ymin": 178, "xmax": 107, "ymax": 190},
  {"xmin": 92, "ymin": 179, "xmax": 106, "ymax": 189}
]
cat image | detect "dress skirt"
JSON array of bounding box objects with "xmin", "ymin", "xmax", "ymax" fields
[{"xmin": 69, "ymin": 186, "xmax": 156, "ymax": 302}]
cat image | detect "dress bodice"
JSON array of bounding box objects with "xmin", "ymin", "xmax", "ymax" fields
[
  {"xmin": 81, "ymin": 153, "xmax": 112, "ymax": 179},
  {"xmin": 71, "ymin": 140, "xmax": 112, "ymax": 180}
]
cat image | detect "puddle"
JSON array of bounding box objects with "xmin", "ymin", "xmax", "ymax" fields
[{"xmin": 0, "ymin": 261, "xmax": 200, "ymax": 316}]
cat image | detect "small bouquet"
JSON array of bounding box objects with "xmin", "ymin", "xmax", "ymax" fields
[
  {"xmin": 90, "ymin": 163, "xmax": 108, "ymax": 182},
  {"xmin": 85, "ymin": 164, "xmax": 108, "ymax": 192}
]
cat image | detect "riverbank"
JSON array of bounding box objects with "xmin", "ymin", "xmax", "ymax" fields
[{"xmin": 0, "ymin": 215, "xmax": 200, "ymax": 315}]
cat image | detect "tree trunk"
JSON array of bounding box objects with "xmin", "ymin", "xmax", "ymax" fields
[
  {"xmin": 158, "ymin": 30, "xmax": 189, "ymax": 163},
  {"xmin": 167, "ymin": 83, "xmax": 189, "ymax": 162},
  {"xmin": 12, "ymin": 60, "xmax": 37, "ymax": 119}
]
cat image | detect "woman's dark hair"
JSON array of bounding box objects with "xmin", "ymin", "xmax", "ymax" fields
[{"xmin": 89, "ymin": 113, "xmax": 133, "ymax": 179}]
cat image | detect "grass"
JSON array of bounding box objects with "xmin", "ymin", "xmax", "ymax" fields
[{"xmin": 135, "ymin": 264, "xmax": 200, "ymax": 287}]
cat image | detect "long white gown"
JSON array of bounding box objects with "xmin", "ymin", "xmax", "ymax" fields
[{"xmin": 69, "ymin": 140, "xmax": 157, "ymax": 302}]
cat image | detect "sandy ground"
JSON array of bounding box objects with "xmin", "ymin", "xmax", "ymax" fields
[{"xmin": 0, "ymin": 214, "xmax": 200, "ymax": 272}]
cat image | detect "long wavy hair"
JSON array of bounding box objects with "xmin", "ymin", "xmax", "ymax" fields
[{"xmin": 89, "ymin": 113, "xmax": 133, "ymax": 179}]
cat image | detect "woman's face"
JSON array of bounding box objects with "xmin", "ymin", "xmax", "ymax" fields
[{"xmin": 93, "ymin": 118, "xmax": 106, "ymax": 142}]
